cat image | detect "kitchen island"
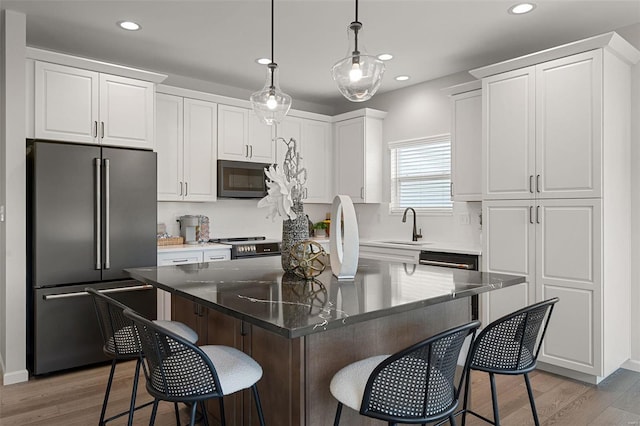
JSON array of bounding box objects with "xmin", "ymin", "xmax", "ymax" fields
[{"xmin": 127, "ymin": 256, "xmax": 524, "ymax": 426}]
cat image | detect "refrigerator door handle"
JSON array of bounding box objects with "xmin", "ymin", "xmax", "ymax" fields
[
  {"xmin": 95, "ymin": 158, "xmax": 102, "ymax": 270},
  {"xmin": 42, "ymin": 284, "xmax": 154, "ymax": 300},
  {"xmin": 104, "ymin": 158, "xmax": 110, "ymax": 270}
]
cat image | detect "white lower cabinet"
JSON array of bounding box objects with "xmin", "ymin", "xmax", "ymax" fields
[
  {"xmin": 156, "ymin": 246, "xmax": 231, "ymax": 320},
  {"xmin": 482, "ymin": 198, "xmax": 628, "ymax": 380}
]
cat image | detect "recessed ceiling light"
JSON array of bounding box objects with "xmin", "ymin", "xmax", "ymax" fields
[
  {"xmin": 117, "ymin": 21, "xmax": 141, "ymax": 31},
  {"xmin": 508, "ymin": 3, "xmax": 536, "ymax": 14},
  {"xmin": 255, "ymin": 58, "xmax": 271, "ymax": 65},
  {"xmin": 395, "ymin": 75, "xmax": 410, "ymax": 81},
  {"xmin": 377, "ymin": 53, "xmax": 393, "ymax": 61}
]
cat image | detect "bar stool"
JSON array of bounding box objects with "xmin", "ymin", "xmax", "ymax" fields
[
  {"xmin": 461, "ymin": 298, "xmax": 559, "ymax": 426},
  {"xmin": 330, "ymin": 320, "xmax": 481, "ymax": 426},
  {"xmin": 86, "ymin": 287, "xmax": 198, "ymax": 426},
  {"xmin": 124, "ymin": 308, "xmax": 266, "ymax": 426}
]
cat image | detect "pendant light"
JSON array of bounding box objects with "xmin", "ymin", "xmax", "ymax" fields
[
  {"xmin": 331, "ymin": 0, "xmax": 385, "ymax": 102},
  {"xmin": 250, "ymin": 0, "xmax": 291, "ymax": 125}
]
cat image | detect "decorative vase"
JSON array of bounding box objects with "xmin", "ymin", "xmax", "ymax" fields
[{"xmin": 281, "ymin": 202, "xmax": 309, "ymax": 272}]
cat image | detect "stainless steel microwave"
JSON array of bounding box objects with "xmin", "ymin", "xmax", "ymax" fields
[{"xmin": 217, "ymin": 160, "xmax": 269, "ymax": 198}]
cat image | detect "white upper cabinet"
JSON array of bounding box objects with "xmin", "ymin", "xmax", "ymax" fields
[
  {"xmin": 99, "ymin": 73, "xmax": 155, "ymax": 149},
  {"xmin": 35, "ymin": 61, "xmax": 154, "ymax": 149},
  {"xmin": 217, "ymin": 104, "xmax": 274, "ymax": 163},
  {"xmin": 483, "ymin": 66, "xmax": 536, "ymax": 199},
  {"xmin": 156, "ymin": 94, "xmax": 184, "ymax": 201},
  {"xmin": 333, "ymin": 109, "xmax": 386, "ymax": 204},
  {"xmin": 483, "ymin": 50, "xmax": 602, "ymax": 200},
  {"xmin": 156, "ymin": 93, "xmax": 217, "ymax": 202},
  {"xmin": 446, "ymin": 83, "xmax": 482, "ymax": 201},
  {"xmin": 276, "ymin": 116, "xmax": 332, "ymax": 203}
]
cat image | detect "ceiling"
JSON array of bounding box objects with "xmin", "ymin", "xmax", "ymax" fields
[{"xmin": 2, "ymin": 0, "xmax": 639, "ymax": 110}]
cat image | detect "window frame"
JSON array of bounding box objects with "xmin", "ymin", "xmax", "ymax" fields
[{"xmin": 388, "ymin": 134, "xmax": 453, "ymax": 216}]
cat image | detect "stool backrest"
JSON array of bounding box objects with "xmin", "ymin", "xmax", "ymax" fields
[
  {"xmin": 360, "ymin": 320, "xmax": 481, "ymax": 423},
  {"xmin": 470, "ymin": 297, "xmax": 559, "ymax": 373},
  {"xmin": 123, "ymin": 308, "xmax": 224, "ymax": 400},
  {"xmin": 85, "ymin": 287, "xmax": 140, "ymax": 357}
]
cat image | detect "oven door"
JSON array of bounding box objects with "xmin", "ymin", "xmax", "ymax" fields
[{"xmin": 217, "ymin": 160, "xmax": 268, "ymax": 198}]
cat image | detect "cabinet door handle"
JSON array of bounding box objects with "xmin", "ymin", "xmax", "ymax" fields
[
  {"xmin": 529, "ymin": 175, "xmax": 534, "ymax": 193},
  {"xmin": 529, "ymin": 206, "xmax": 534, "ymax": 224},
  {"xmin": 360, "ymin": 187, "xmax": 365, "ymax": 200},
  {"xmin": 207, "ymin": 255, "xmax": 226, "ymax": 261},
  {"xmin": 93, "ymin": 121, "xmax": 98, "ymax": 138},
  {"xmin": 536, "ymin": 174, "xmax": 541, "ymax": 193},
  {"xmin": 450, "ymin": 182, "xmax": 453, "ymax": 197},
  {"xmin": 245, "ymin": 145, "xmax": 249, "ymax": 158},
  {"xmin": 536, "ymin": 205, "xmax": 541, "ymax": 224},
  {"xmin": 101, "ymin": 121, "xmax": 105, "ymax": 139},
  {"xmin": 249, "ymin": 145, "xmax": 253, "ymax": 158},
  {"xmin": 179, "ymin": 181, "xmax": 183, "ymax": 196},
  {"xmin": 172, "ymin": 259, "xmax": 189, "ymax": 263},
  {"xmin": 185, "ymin": 182, "xmax": 188, "ymax": 197}
]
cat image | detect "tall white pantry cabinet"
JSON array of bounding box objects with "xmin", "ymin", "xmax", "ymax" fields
[{"xmin": 476, "ymin": 33, "xmax": 640, "ymax": 382}]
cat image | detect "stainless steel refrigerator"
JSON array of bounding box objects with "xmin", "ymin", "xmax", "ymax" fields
[{"xmin": 27, "ymin": 140, "xmax": 157, "ymax": 375}]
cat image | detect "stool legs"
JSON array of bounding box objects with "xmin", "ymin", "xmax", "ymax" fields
[
  {"xmin": 99, "ymin": 359, "xmax": 117, "ymax": 426},
  {"xmin": 333, "ymin": 402, "xmax": 343, "ymax": 426},
  {"xmin": 251, "ymin": 384, "xmax": 266, "ymax": 426},
  {"xmin": 489, "ymin": 372, "xmax": 500, "ymax": 426},
  {"xmin": 126, "ymin": 357, "xmax": 142, "ymax": 426},
  {"xmin": 524, "ymin": 373, "xmax": 540, "ymax": 426}
]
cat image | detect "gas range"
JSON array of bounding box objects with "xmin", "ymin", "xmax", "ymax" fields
[{"xmin": 208, "ymin": 236, "xmax": 281, "ymax": 259}]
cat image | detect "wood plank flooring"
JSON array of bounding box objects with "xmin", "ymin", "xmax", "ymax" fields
[{"xmin": 1, "ymin": 361, "xmax": 639, "ymax": 425}]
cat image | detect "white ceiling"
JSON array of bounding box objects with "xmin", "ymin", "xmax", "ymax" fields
[{"xmin": 2, "ymin": 0, "xmax": 640, "ymax": 110}]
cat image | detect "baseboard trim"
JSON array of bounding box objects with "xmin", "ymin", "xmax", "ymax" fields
[
  {"xmin": 622, "ymin": 359, "xmax": 640, "ymax": 373},
  {"xmin": 3, "ymin": 368, "xmax": 29, "ymax": 385},
  {"xmin": 536, "ymin": 361, "xmax": 603, "ymax": 384}
]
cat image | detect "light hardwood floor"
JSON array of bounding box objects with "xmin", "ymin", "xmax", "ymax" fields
[{"xmin": 1, "ymin": 361, "xmax": 639, "ymax": 425}]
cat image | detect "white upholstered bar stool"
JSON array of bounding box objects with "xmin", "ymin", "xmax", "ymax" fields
[
  {"xmin": 330, "ymin": 321, "xmax": 481, "ymax": 426},
  {"xmin": 86, "ymin": 287, "xmax": 198, "ymax": 426}
]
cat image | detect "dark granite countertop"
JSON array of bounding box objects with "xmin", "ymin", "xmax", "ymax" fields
[{"xmin": 126, "ymin": 256, "xmax": 524, "ymax": 339}]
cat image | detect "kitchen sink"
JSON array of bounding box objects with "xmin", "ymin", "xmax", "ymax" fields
[{"xmin": 375, "ymin": 240, "xmax": 430, "ymax": 246}]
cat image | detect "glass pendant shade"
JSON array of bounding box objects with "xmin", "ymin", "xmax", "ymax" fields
[
  {"xmin": 331, "ymin": 22, "xmax": 385, "ymax": 102},
  {"xmin": 251, "ymin": 63, "xmax": 292, "ymax": 125}
]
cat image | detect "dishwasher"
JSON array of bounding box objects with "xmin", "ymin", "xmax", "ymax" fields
[{"xmin": 419, "ymin": 250, "xmax": 479, "ymax": 320}]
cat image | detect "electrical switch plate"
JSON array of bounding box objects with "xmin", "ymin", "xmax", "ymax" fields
[
  {"xmin": 459, "ymin": 213, "xmax": 470, "ymax": 225},
  {"xmin": 0, "ymin": 205, "xmax": 4, "ymax": 222}
]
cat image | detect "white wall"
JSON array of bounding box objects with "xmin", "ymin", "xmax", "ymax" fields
[{"xmin": 0, "ymin": 10, "xmax": 28, "ymax": 385}]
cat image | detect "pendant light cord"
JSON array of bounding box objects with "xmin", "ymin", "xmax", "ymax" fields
[
  {"xmin": 352, "ymin": 0, "xmax": 360, "ymax": 55},
  {"xmin": 270, "ymin": 0, "xmax": 275, "ymax": 89}
]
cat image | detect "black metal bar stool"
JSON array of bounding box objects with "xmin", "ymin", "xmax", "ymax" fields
[
  {"xmin": 86, "ymin": 287, "xmax": 198, "ymax": 426},
  {"xmin": 461, "ymin": 298, "xmax": 559, "ymax": 426},
  {"xmin": 124, "ymin": 308, "xmax": 266, "ymax": 426},
  {"xmin": 330, "ymin": 320, "xmax": 481, "ymax": 426}
]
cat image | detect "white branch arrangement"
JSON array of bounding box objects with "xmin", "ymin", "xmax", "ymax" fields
[{"xmin": 258, "ymin": 137, "xmax": 307, "ymax": 221}]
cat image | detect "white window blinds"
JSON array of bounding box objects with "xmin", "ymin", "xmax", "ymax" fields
[{"xmin": 389, "ymin": 135, "xmax": 452, "ymax": 214}]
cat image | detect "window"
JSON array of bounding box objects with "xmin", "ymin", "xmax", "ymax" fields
[{"xmin": 389, "ymin": 135, "xmax": 452, "ymax": 214}]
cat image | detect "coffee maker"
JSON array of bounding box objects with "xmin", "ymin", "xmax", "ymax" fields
[{"xmin": 178, "ymin": 215, "xmax": 200, "ymax": 245}]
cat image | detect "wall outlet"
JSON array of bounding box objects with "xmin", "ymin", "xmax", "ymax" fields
[
  {"xmin": 459, "ymin": 213, "xmax": 470, "ymax": 225},
  {"xmin": 0, "ymin": 205, "xmax": 4, "ymax": 222}
]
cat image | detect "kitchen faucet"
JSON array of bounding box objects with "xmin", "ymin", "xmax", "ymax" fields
[{"xmin": 402, "ymin": 207, "xmax": 422, "ymax": 242}]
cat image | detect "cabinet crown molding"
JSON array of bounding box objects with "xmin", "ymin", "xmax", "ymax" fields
[
  {"xmin": 470, "ymin": 31, "xmax": 640, "ymax": 79},
  {"xmin": 441, "ymin": 80, "xmax": 481, "ymax": 97},
  {"xmin": 331, "ymin": 108, "xmax": 387, "ymax": 123},
  {"xmin": 27, "ymin": 47, "xmax": 168, "ymax": 83}
]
